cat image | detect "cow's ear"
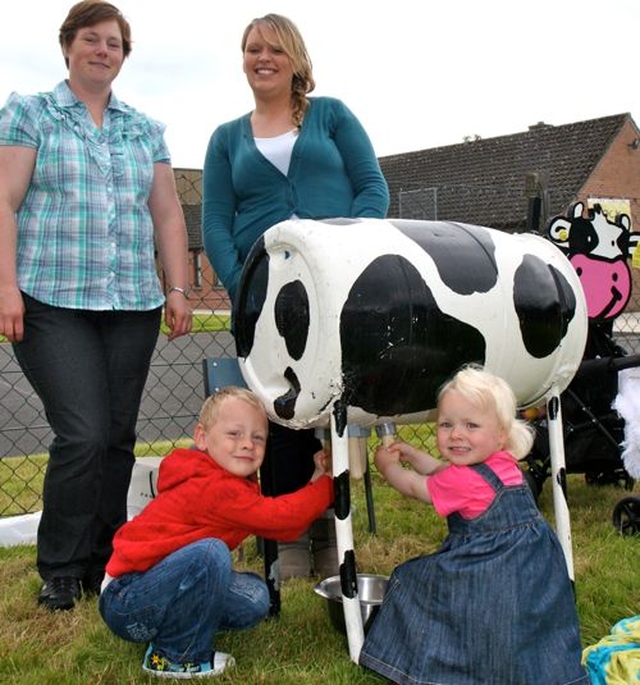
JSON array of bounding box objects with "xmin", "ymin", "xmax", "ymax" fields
[
  {"xmin": 587, "ymin": 203, "xmax": 603, "ymax": 221},
  {"xmin": 547, "ymin": 216, "xmax": 571, "ymax": 246},
  {"xmin": 616, "ymin": 213, "xmax": 631, "ymax": 231},
  {"xmin": 571, "ymin": 202, "xmax": 584, "ymax": 219}
]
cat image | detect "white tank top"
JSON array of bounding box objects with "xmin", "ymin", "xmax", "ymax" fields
[{"xmin": 254, "ymin": 129, "xmax": 298, "ymax": 175}]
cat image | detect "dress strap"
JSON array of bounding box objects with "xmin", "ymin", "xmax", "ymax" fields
[{"xmin": 469, "ymin": 462, "xmax": 504, "ymax": 492}]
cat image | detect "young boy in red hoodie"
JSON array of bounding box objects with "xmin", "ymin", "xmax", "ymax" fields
[{"xmin": 99, "ymin": 386, "xmax": 334, "ymax": 679}]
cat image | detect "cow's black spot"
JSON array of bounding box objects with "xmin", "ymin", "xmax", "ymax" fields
[
  {"xmin": 547, "ymin": 395, "xmax": 560, "ymax": 420},
  {"xmin": 514, "ymin": 255, "xmax": 576, "ymax": 358},
  {"xmin": 340, "ymin": 254, "xmax": 486, "ymax": 415},
  {"xmin": 388, "ymin": 220, "xmax": 499, "ymax": 294},
  {"xmin": 275, "ymin": 281, "xmax": 309, "ymax": 361},
  {"xmin": 235, "ymin": 236, "xmax": 268, "ymax": 358},
  {"xmin": 333, "ymin": 399, "xmax": 348, "ymax": 438},
  {"xmin": 334, "ymin": 470, "xmax": 351, "ymax": 519},
  {"xmin": 565, "ymin": 216, "xmax": 598, "ymax": 256},
  {"xmin": 273, "ymin": 367, "xmax": 300, "ymax": 421}
]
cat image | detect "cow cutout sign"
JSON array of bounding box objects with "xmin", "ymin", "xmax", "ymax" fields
[
  {"xmin": 235, "ymin": 218, "xmax": 588, "ymax": 428},
  {"xmin": 548, "ymin": 202, "xmax": 640, "ymax": 482},
  {"xmin": 547, "ymin": 202, "xmax": 640, "ymax": 322}
]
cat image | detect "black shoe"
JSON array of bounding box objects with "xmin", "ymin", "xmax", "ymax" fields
[
  {"xmin": 81, "ymin": 569, "xmax": 105, "ymax": 597},
  {"xmin": 38, "ymin": 577, "xmax": 81, "ymax": 611}
]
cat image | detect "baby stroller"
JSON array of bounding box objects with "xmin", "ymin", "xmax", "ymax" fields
[{"xmin": 524, "ymin": 321, "xmax": 640, "ymax": 533}]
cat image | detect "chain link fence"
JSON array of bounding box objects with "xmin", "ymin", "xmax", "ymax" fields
[{"xmin": 2, "ymin": 177, "xmax": 639, "ymax": 518}]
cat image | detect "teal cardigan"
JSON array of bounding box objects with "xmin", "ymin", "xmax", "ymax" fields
[{"xmin": 202, "ymin": 96, "xmax": 390, "ymax": 302}]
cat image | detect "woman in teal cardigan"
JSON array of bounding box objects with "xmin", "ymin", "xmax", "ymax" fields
[{"xmin": 202, "ymin": 13, "xmax": 389, "ymax": 578}]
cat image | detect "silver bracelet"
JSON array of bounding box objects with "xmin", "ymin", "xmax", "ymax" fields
[{"xmin": 167, "ymin": 286, "xmax": 190, "ymax": 299}]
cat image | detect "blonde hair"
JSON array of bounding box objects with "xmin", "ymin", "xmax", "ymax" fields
[
  {"xmin": 438, "ymin": 365, "xmax": 535, "ymax": 460},
  {"xmin": 241, "ymin": 13, "xmax": 315, "ymax": 127},
  {"xmin": 199, "ymin": 386, "xmax": 267, "ymax": 429}
]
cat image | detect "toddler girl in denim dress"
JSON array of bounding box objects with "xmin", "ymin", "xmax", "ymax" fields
[{"xmin": 360, "ymin": 365, "xmax": 589, "ymax": 685}]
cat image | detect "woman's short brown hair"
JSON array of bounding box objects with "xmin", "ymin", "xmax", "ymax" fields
[{"xmin": 59, "ymin": 0, "xmax": 132, "ymax": 66}]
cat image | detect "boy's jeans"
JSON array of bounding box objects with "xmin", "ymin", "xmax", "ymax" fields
[{"xmin": 99, "ymin": 538, "xmax": 270, "ymax": 663}]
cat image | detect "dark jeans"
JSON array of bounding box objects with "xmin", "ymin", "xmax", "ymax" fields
[{"xmin": 13, "ymin": 293, "xmax": 161, "ymax": 580}]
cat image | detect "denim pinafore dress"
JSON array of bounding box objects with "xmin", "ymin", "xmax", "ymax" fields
[{"xmin": 359, "ymin": 463, "xmax": 589, "ymax": 685}]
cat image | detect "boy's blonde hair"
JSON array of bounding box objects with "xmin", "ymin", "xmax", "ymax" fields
[
  {"xmin": 438, "ymin": 365, "xmax": 535, "ymax": 460},
  {"xmin": 199, "ymin": 386, "xmax": 268, "ymax": 429}
]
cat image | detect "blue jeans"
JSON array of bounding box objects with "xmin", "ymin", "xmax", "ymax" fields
[
  {"xmin": 99, "ymin": 539, "xmax": 270, "ymax": 662},
  {"xmin": 12, "ymin": 293, "xmax": 161, "ymax": 579}
]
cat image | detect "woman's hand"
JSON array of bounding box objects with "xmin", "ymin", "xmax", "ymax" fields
[
  {"xmin": 0, "ymin": 146, "xmax": 36, "ymax": 343},
  {"xmin": 164, "ymin": 291, "xmax": 192, "ymax": 340},
  {"xmin": 0, "ymin": 285, "xmax": 25, "ymax": 342}
]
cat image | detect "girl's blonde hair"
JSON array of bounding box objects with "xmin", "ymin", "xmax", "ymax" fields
[
  {"xmin": 241, "ymin": 13, "xmax": 315, "ymax": 127},
  {"xmin": 438, "ymin": 365, "xmax": 535, "ymax": 460},
  {"xmin": 199, "ymin": 386, "xmax": 267, "ymax": 429}
]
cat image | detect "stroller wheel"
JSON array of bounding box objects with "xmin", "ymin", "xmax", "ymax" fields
[
  {"xmin": 585, "ymin": 468, "xmax": 632, "ymax": 489},
  {"xmin": 612, "ymin": 497, "xmax": 640, "ymax": 536}
]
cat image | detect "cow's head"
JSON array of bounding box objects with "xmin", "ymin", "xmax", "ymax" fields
[{"xmin": 547, "ymin": 202, "xmax": 639, "ymax": 320}]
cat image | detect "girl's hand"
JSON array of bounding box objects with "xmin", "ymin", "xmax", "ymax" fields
[
  {"xmin": 387, "ymin": 441, "xmax": 421, "ymax": 464},
  {"xmin": 374, "ymin": 444, "xmax": 401, "ymax": 473}
]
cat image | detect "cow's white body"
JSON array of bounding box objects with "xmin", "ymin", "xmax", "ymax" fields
[
  {"xmin": 236, "ymin": 218, "xmax": 588, "ymax": 426},
  {"xmin": 233, "ymin": 217, "xmax": 588, "ymax": 663}
]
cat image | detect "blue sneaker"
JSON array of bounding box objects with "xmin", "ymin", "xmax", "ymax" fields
[{"xmin": 142, "ymin": 644, "xmax": 235, "ymax": 679}]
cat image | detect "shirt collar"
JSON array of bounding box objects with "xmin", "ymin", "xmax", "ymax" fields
[{"xmin": 52, "ymin": 80, "xmax": 127, "ymax": 113}]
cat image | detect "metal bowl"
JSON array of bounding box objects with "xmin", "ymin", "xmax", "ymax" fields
[{"xmin": 314, "ymin": 573, "xmax": 388, "ymax": 634}]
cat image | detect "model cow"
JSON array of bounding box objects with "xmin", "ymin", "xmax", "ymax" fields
[
  {"xmin": 235, "ymin": 218, "xmax": 587, "ymax": 424},
  {"xmin": 233, "ymin": 217, "xmax": 588, "ymax": 661}
]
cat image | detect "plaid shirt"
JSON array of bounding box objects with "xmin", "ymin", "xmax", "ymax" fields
[{"xmin": 0, "ymin": 80, "xmax": 170, "ymax": 311}]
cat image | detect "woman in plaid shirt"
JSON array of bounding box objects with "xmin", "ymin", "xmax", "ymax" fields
[{"xmin": 0, "ymin": 0, "xmax": 192, "ymax": 611}]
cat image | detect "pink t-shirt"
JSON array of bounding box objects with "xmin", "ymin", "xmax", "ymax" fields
[{"xmin": 426, "ymin": 451, "xmax": 524, "ymax": 520}]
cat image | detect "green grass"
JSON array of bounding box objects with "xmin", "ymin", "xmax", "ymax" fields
[
  {"xmin": 0, "ymin": 446, "xmax": 194, "ymax": 517},
  {"xmin": 160, "ymin": 310, "xmax": 230, "ymax": 336},
  {"xmin": 1, "ymin": 430, "xmax": 428, "ymax": 517},
  {"xmin": 1, "ymin": 472, "xmax": 638, "ymax": 684}
]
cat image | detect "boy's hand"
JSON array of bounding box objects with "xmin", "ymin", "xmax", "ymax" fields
[{"xmin": 310, "ymin": 449, "xmax": 332, "ymax": 482}]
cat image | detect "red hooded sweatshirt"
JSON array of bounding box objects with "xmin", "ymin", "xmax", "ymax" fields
[{"xmin": 106, "ymin": 447, "xmax": 334, "ymax": 577}]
